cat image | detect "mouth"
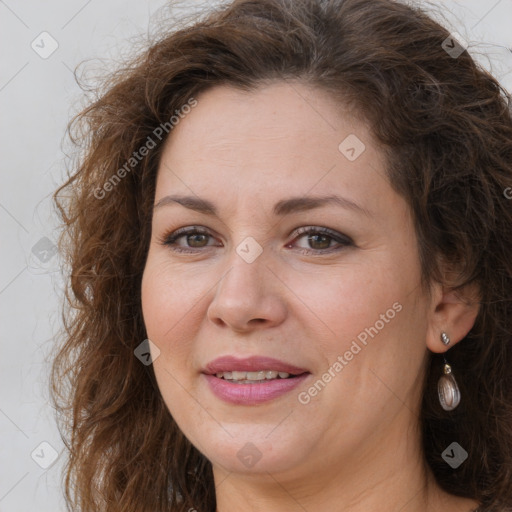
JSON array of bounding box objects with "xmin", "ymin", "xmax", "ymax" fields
[
  {"xmin": 213, "ymin": 370, "xmax": 305, "ymax": 383},
  {"xmin": 202, "ymin": 355, "xmax": 311, "ymax": 404}
]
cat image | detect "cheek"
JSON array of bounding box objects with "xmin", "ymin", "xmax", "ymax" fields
[
  {"xmin": 290, "ymin": 256, "xmax": 426, "ymax": 399},
  {"xmin": 287, "ymin": 259, "xmax": 405, "ymax": 349},
  {"xmin": 142, "ymin": 253, "xmax": 204, "ymax": 333},
  {"xmin": 141, "ymin": 256, "xmax": 194, "ymax": 360},
  {"xmin": 141, "ymin": 258, "xmax": 202, "ymax": 416}
]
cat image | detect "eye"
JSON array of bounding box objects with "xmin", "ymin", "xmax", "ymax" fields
[
  {"xmin": 158, "ymin": 225, "xmax": 353, "ymax": 255},
  {"xmin": 287, "ymin": 226, "xmax": 353, "ymax": 254},
  {"xmin": 158, "ymin": 226, "xmax": 221, "ymax": 254}
]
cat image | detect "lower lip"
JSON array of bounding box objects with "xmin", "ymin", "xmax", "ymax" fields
[{"xmin": 203, "ymin": 373, "xmax": 310, "ymax": 405}]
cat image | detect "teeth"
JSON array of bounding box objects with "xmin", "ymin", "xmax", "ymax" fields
[
  {"xmin": 247, "ymin": 371, "xmax": 266, "ymax": 380},
  {"xmin": 214, "ymin": 370, "xmax": 291, "ymax": 381}
]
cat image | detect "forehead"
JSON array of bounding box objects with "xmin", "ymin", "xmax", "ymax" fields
[
  {"xmin": 155, "ymin": 82, "xmax": 393, "ymax": 217},
  {"xmin": 162, "ymin": 81, "xmax": 366, "ymax": 160}
]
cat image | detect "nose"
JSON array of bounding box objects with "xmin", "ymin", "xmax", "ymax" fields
[{"xmin": 206, "ymin": 252, "xmax": 287, "ymax": 332}]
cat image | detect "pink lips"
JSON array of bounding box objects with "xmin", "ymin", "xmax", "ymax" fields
[
  {"xmin": 202, "ymin": 355, "xmax": 310, "ymax": 405},
  {"xmin": 203, "ymin": 355, "xmax": 309, "ymax": 375}
]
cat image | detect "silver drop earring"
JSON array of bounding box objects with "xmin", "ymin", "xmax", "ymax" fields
[{"xmin": 437, "ymin": 332, "xmax": 461, "ymax": 411}]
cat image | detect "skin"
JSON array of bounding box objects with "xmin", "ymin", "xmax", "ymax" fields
[{"xmin": 141, "ymin": 81, "xmax": 481, "ymax": 512}]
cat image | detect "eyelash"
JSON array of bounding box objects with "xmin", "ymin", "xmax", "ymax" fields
[{"xmin": 158, "ymin": 225, "xmax": 354, "ymax": 255}]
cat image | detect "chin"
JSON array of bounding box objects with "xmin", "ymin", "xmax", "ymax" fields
[
  {"xmin": 212, "ymin": 445, "xmax": 306, "ymax": 476},
  {"xmin": 186, "ymin": 421, "xmax": 311, "ymax": 475}
]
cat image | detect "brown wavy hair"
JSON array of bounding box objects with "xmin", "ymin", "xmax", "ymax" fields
[{"xmin": 51, "ymin": 0, "xmax": 512, "ymax": 510}]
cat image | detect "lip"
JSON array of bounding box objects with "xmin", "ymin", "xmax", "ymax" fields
[
  {"xmin": 203, "ymin": 373, "xmax": 310, "ymax": 405},
  {"xmin": 203, "ymin": 355, "xmax": 309, "ymax": 375},
  {"xmin": 202, "ymin": 355, "xmax": 310, "ymax": 405}
]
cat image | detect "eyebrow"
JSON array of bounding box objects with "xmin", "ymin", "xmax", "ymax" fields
[{"xmin": 153, "ymin": 194, "xmax": 372, "ymax": 217}]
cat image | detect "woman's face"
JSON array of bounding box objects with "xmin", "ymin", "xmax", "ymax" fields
[{"xmin": 141, "ymin": 82, "xmax": 433, "ymax": 480}]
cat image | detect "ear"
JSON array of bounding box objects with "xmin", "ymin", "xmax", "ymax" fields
[{"xmin": 426, "ymin": 281, "xmax": 481, "ymax": 354}]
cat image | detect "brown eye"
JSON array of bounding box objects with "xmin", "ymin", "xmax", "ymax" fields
[
  {"xmin": 159, "ymin": 226, "xmax": 220, "ymax": 254},
  {"xmin": 186, "ymin": 233, "xmax": 209, "ymax": 247},
  {"xmin": 305, "ymin": 233, "xmax": 332, "ymax": 250},
  {"xmin": 289, "ymin": 226, "xmax": 353, "ymax": 254},
  {"xmin": 159, "ymin": 225, "xmax": 353, "ymax": 255}
]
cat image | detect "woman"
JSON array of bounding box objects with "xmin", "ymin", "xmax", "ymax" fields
[{"xmin": 51, "ymin": 0, "xmax": 512, "ymax": 511}]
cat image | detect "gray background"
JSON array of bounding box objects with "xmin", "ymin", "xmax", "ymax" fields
[{"xmin": 1, "ymin": 1, "xmax": 511, "ymax": 510}]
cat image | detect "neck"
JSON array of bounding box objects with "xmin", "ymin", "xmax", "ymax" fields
[{"xmin": 212, "ymin": 408, "xmax": 477, "ymax": 512}]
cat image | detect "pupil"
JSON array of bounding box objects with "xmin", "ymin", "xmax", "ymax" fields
[
  {"xmin": 309, "ymin": 234, "xmax": 330, "ymax": 249},
  {"xmin": 188, "ymin": 234, "xmax": 207, "ymax": 247}
]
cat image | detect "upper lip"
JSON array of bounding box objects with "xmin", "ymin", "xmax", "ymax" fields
[{"xmin": 203, "ymin": 356, "xmax": 309, "ymax": 375}]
